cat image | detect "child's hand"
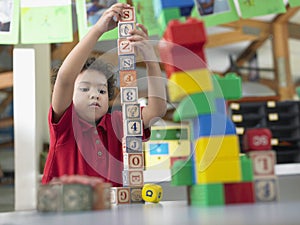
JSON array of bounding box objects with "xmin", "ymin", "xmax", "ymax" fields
[
  {"xmin": 95, "ymin": 3, "xmax": 131, "ymax": 33},
  {"xmin": 127, "ymin": 23, "xmax": 157, "ymax": 62}
]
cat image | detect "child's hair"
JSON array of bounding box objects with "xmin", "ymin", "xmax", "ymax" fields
[{"xmin": 51, "ymin": 56, "xmax": 116, "ymax": 100}]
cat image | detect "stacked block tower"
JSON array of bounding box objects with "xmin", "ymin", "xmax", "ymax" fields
[{"xmin": 110, "ymin": 6, "xmax": 145, "ymax": 205}]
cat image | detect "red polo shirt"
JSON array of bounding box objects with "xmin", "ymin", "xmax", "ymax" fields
[{"xmin": 42, "ymin": 103, "xmax": 150, "ymax": 187}]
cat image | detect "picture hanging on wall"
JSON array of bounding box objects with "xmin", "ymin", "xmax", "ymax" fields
[
  {"xmin": 76, "ymin": 0, "xmax": 126, "ymax": 41},
  {"xmin": 238, "ymin": 0, "xmax": 286, "ymax": 19},
  {"xmin": 191, "ymin": 0, "xmax": 239, "ymax": 27},
  {"xmin": 289, "ymin": 0, "xmax": 300, "ymax": 7},
  {"xmin": 20, "ymin": 0, "xmax": 73, "ymax": 44},
  {"xmin": 0, "ymin": 0, "xmax": 19, "ymax": 44}
]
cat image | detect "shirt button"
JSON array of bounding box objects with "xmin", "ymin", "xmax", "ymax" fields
[
  {"xmin": 96, "ymin": 140, "xmax": 100, "ymax": 144},
  {"xmin": 94, "ymin": 130, "xmax": 98, "ymax": 134},
  {"xmin": 97, "ymin": 151, "xmax": 102, "ymax": 157}
]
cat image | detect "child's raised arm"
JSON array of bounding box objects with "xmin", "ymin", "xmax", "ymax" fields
[
  {"xmin": 127, "ymin": 24, "xmax": 167, "ymax": 128},
  {"xmin": 51, "ymin": 3, "xmax": 131, "ymax": 123}
]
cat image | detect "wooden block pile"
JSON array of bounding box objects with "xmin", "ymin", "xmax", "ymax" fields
[{"xmin": 110, "ymin": 6, "xmax": 144, "ymax": 205}]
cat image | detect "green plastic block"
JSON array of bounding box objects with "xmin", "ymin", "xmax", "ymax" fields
[
  {"xmin": 240, "ymin": 154, "xmax": 254, "ymax": 182},
  {"xmin": 150, "ymin": 128, "xmax": 189, "ymax": 141},
  {"xmin": 158, "ymin": 8, "xmax": 186, "ymax": 37},
  {"xmin": 190, "ymin": 183, "xmax": 224, "ymax": 206},
  {"xmin": 173, "ymin": 92, "xmax": 216, "ymax": 122},
  {"xmin": 213, "ymin": 73, "xmax": 242, "ymax": 100},
  {"xmin": 171, "ymin": 159, "xmax": 193, "ymax": 186}
]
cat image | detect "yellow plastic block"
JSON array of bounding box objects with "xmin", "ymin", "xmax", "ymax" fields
[
  {"xmin": 168, "ymin": 69, "xmax": 213, "ymax": 102},
  {"xmin": 195, "ymin": 158, "xmax": 242, "ymax": 184},
  {"xmin": 142, "ymin": 183, "xmax": 163, "ymax": 203},
  {"xmin": 194, "ymin": 135, "xmax": 240, "ymax": 168}
]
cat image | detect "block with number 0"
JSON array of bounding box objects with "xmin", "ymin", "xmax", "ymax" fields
[
  {"xmin": 124, "ymin": 119, "xmax": 143, "ymax": 136},
  {"xmin": 121, "ymin": 87, "xmax": 138, "ymax": 104},
  {"xmin": 123, "ymin": 103, "xmax": 141, "ymax": 119}
]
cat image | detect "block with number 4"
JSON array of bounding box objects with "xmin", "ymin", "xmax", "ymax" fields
[
  {"xmin": 122, "ymin": 136, "xmax": 143, "ymax": 153},
  {"xmin": 123, "ymin": 170, "xmax": 144, "ymax": 187},
  {"xmin": 123, "ymin": 103, "xmax": 141, "ymax": 119},
  {"xmin": 124, "ymin": 119, "xmax": 143, "ymax": 136},
  {"xmin": 123, "ymin": 153, "xmax": 144, "ymax": 170},
  {"xmin": 121, "ymin": 87, "xmax": 138, "ymax": 104}
]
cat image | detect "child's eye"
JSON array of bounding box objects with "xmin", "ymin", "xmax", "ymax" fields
[
  {"xmin": 98, "ymin": 89, "xmax": 106, "ymax": 94},
  {"xmin": 79, "ymin": 87, "xmax": 89, "ymax": 92}
]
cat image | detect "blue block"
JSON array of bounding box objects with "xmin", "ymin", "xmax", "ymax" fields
[
  {"xmin": 192, "ymin": 113, "xmax": 236, "ymax": 138},
  {"xmin": 215, "ymin": 98, "xmax": 227, "ymax": 114},
  {"xmin": 153, "ymin": 0, "xmax": 195, "ymax": 17},
  {"xmin": 149, "ymin": 143, "xmax": 169, "ymax": 155}
]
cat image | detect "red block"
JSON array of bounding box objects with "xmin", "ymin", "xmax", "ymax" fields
[
  {"xmin": 224, "ymin": 182, "xmax": 255, "ymax": 204},
  {"xmin": 243, "ymin": 128, "xmax": 272, "ymax": 152}
]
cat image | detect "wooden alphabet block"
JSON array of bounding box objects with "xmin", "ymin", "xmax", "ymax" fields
[
  {"xmin": 130, "ymin": 187, "xmax": 144, "ymax": 204},
  {"xmin": 122, "ymin": 136, "xmax": 143, "ymax": 153},
  {"xmin": 119, "ymin": 54, "xmax": 136, "ymax": 70},
  {"xmin": 254, "ymin": 177, "xmax": 278, "ymax": 202},
  {"xmin": 121, "ymin": 87, "xmax": 138, "ymax": 104},
  {"xmin": 123, "ymin": 103, "xmax": 141, "ymax": 119},
  {"xmin": 119, "ymin": 70, "xmax": 137, "ymax": 87},
  {"xmin": 93, "ymin": 183, "xmax": 112, "ymax": 210},
  {"xmin": 120, "ymin": 7, "xmax": 135, "ymax": 22},
  {"xmin": 248, "ymin": 150, "xmax": 276, "ymax": 178},
  {"xmin": 123, "ymin": 153, "xmax": 144, "ymax": 170},
  {"xmin": 118, "ymin": 22, "xmax": 135, "ymax": 38},
  {"xmin": 118, "ymin": 38, "xmax": 135, "ymax": 55},
  {"xmin": 110, "ymin": 187, "xmax": 131, "ymax": 205},
  {"xmin": 122, "ymin": 170, "xmax": 144, "ymax": 187},
  {"xmin": 124, "ymin": 119, "xmax": 143, "ymax": 136}
]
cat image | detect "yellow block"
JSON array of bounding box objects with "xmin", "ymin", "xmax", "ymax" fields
[
  {"xmin": 168, "ymin": 69, "xmax": 213, "ymax": 102},
  {"xmin": 194, "ymin": 135, "xmax": 240, "ymax": 170},
  {"xmin": 142, "ymin": 183, "xmax": 163, "ymax": 203},
  {"xmin": 195, "ymin": 158, "xmax": 242, "ymax": 184}
]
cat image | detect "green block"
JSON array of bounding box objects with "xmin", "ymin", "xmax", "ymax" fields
[
  {"xmin": 173, "ymin": 92, "xmax": 216, "ymax": 122},
  {"xmin": 190, "ymin": 183, "xmax": 224, "ymax": 206},
  {"xmin": 213, "ymin": 73, "xmax": 242, "ymax": 100},
  {"xmin": 171, "ymin": 159, "xmax": 193, "ymax": 186},
  {"xmin": 158, "ymin": 8, "xmax": 185, "ymax": 36},
  {"xmin": 150, "ymin": 128, "xmax": 189, "ymax": 141},
  {"xmin": 240, "ymin": 154, "xmax": 254, "ymax": 182}
]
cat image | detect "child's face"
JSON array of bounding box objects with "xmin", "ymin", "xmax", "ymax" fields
[{"xmin": 73, "ymin": 69, "xmax": 109, "ymax": 124}]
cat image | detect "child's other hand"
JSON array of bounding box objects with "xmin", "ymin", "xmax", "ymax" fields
[
  {"xmin": 95, "ymin": 3, "xmax": 131, "ymax": 33},
  {"xmin": 127, "ymin": 23, "xmax": 157, "ymax": 62}
]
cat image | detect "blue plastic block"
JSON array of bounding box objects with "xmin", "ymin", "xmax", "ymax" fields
[
  {"xmin": 153, "ymin": 0, "xmax": 195, "ymax": 17},
  {"xmin": 192, "ymin": 113, "xmax": 236, "ymax": 138},
  {"xmin": 215, "ymin": 98, "xmax": 227, "ymax": 114}
]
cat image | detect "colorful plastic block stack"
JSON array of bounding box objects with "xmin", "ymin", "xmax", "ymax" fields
[{"xmin": 111, "ymin": 6, "xmax": 144, "ymax": 205}]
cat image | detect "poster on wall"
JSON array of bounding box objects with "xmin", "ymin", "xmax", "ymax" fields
[
  {"xmin": 76, "ymin": 0, "xmax": 126, "ymax": 41},
  {"xmin": 238, "ymin": 0, "xmax": 286, "ymax": 19},
  {"xmin": 0, "ymin": 0, "xmax": 19, "ymax": 44},
  {"xmin": 191, "ymin": 0, "xmax": 239, "ymax": 27},
  {"xmin": 21, "ymin": 0, "xmax": 73, "ymax": 44},
  {"xmin": 289, "ymin": 0, "xmax": 300, "ymax": 7}
]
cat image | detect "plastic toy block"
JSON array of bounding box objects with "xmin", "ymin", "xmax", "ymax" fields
[
  {"xmin": 194, "ymin": 135, "xmax": 240, "ymax": 162},
  {"xmin": 157, "ymin": 8, "xmax": 183, "ymax": 35},
  {"xmin": 142, "ymin": 183, "xmax": 163, "ymax": 203},
  {"xmin": 168, "ymin": 69, "xmax": 213, "ymax": 102},
  {"xmin": 213, "ymin": 73, "xmax": 242, "ymax": 100},
  {"xmin": 243, "ymin": 128, "xmax": 272, "ymax": 152},
  {"xmin": 190, "ymin": 183, "xmax": 224, "ymax": 206},
  {"xmin": 192, "ymin": 113, "xmax": 236, "ymax": 138},
  {"xmin": 163, "ymin": 18, "xmax": 207, "ymax": 46},
  {"xmin": 111, "ymin": 187, "xmax": 131, "ymax": 205},
  {"xmin": 119, "ymin": 70, "xmax": 137, "ymax": 87},
  {"xmin": 37, "ymin": 184, "xmax": 93, "ymax": 212},
  {"xmin": 194, "ymin": 158, "xmax": 242, "ymax": 184},
  {"xmin": 150, "ymin": 126, "xmax": 189, "ymax": 141},
  {"xmin": 123, "ymin": 153, "xmax": 144, "ymax": 170},
  {"xmin": 153, "ymin": 0, "xmax": 195, "ymax": 18},
  {"xmin": 254, "ymin": 177, "xmax": 278, "ymax": 202},
  {"xmin": 171, "ymin": 159, "xmax": 193, "ymax": 186},
  {"xmin": 248, "ymin": 150, "xmax": 276, "ymax": 178},
  {"xmin": 158, "ymin": 41, "xmax": 207, "ymax": 77},
  {"xmin": 173, "ymin": 92, "xmax": 216, "ymax": 122},
  {"xmin": 122, "ymin": 103, "xmax": 141, "ymax": 119},
  {"xmin": 130, "ymin": 187, "xmax": 144, "ymax": 204},
  {"xmin": 240, "ymin": 154, "xmax": 254, "ymax": 182},
  {"xmin": 224, "ymin": 182, "xmax": 255, "ymax": 204},
  {"xmin": 170, "ymin": 156, "xmax": 189, "ymax": 167},
  {"xmin": 122, "ymin": 136, "xmax": 143, "ymax": 153},
  {"xmin": 215, "ymin": 98, "xmax": 227, "ymax": 114},
  {"xmin": 122, "ymin": 170, "xmax": 144, "ymax": 187}
]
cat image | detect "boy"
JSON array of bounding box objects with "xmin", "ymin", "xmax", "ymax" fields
[{"xmin": 42, "ymin": 3, "xmax": 167, "ymax": 186}]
